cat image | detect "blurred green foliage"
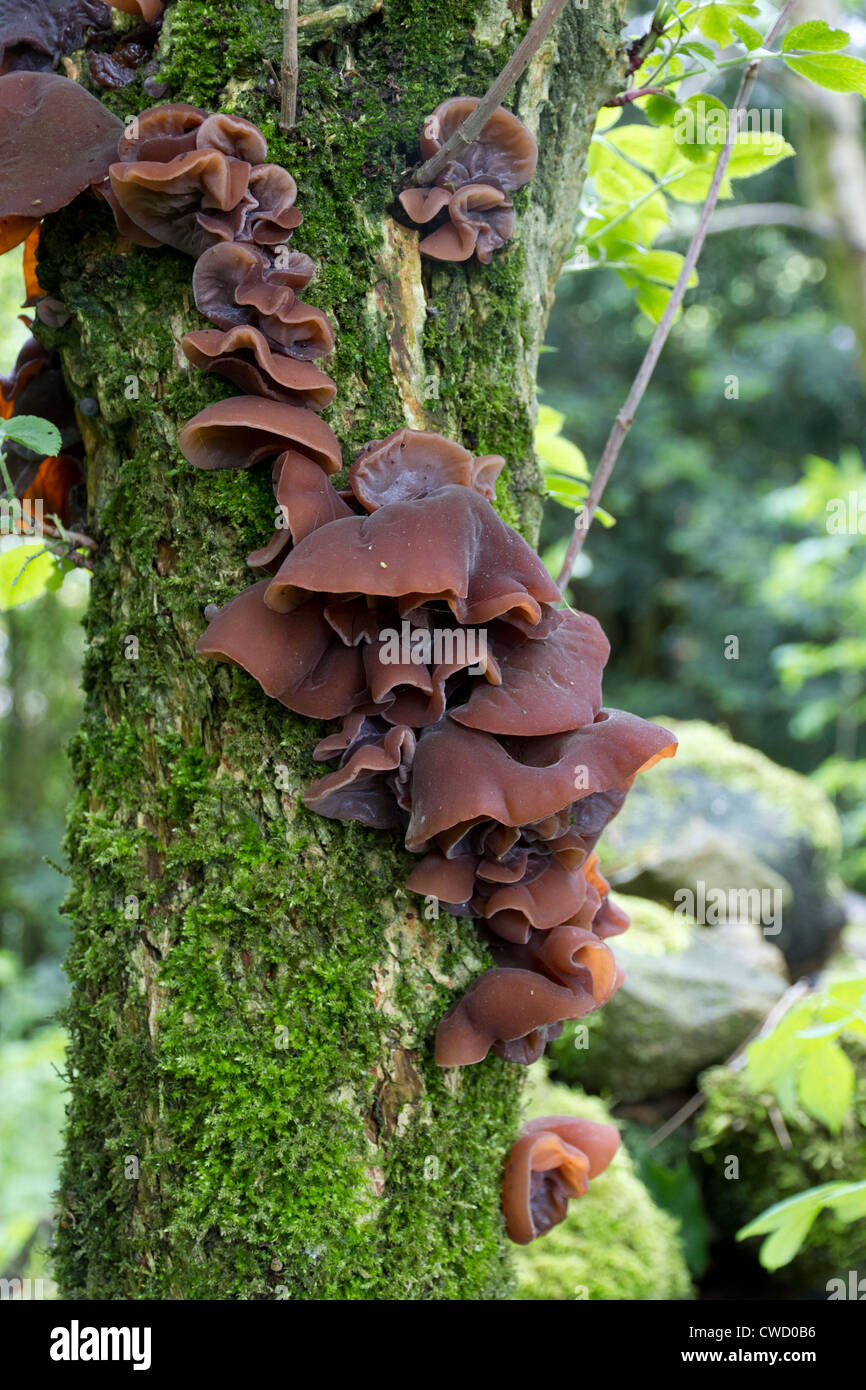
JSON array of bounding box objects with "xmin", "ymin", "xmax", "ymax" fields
[{"xmin": 542, "ymin": 125, "xmax": 866, "ymax": 882}]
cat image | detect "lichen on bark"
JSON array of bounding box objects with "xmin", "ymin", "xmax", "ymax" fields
[{"xmin": 49, "ymin": 0, "xmax": 625, "ymax": 1299}]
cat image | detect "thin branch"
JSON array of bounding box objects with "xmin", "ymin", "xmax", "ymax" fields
[
  {"xmin": 411, "ymin": 0, "xmax": 570, "ymax": 186},
  {"xmin": 556, "ymin": 0, "xmax": 800, "ymax": 589},
  {"xmin": 626, "ymin": 3, "xmax": 668, "ymax": 74},
  {"xmin": 280, "ymin": 0, "xmax": 299, "ymax": 132},
  {"xmin": 604, "ymin": 85, "xmax": 669, "ymax": 108},
  {"xmin": 644, "ymin": 978, "xmax": 812, "ymax": 1151}
]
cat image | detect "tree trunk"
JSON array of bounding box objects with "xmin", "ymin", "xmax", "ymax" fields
[{"xmin": 49, "ymin": 0, "xmax": 624, "ymax": 1300}]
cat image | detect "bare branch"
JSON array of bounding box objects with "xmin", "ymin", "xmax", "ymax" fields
[
  {"xmin": 411, "ymin": 0, "xmax": 570, "ymax": 187},
  {"xmin": 556, "ymin": 0, "xmax": 801, "ymax": 589},
  {"xmin": 280, "ymin": 0, "xmax": 300, "ymax": 132}
]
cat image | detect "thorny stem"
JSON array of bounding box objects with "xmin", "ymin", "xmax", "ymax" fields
[
  {"xmin": 280, "ymin": 0, "xmax": 299, "ymax": 132},
  {"xmin": 555, "ymin": 0, "xmax": 800, "ymax": 589},
  {"xmin": 411, "ymin": 0, "xmax": 570, "ymax": 186}
]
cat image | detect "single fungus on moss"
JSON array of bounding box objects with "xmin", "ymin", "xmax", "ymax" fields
[
  {"xmin": 502, "ymin": 1116, "xmax": 620, "ymax": 1244},
  {"xmin": 399, "ymin": 97, "xmax": 537, "ymax": 263}
]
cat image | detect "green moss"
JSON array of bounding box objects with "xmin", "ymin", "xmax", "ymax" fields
[
  {"xmin": 695, "ymin": 1055, "xmax": 866, "ymax": 1289},
  {"xmin": 512, "ymin": 1069, "xmax": 694, "ymax": 1301}
]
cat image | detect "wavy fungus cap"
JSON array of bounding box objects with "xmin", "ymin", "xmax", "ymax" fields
[
  {"xmin": 349, "ymin": 429, "xmax": 503, "ymax": 510},
  {"xmin": 179, "ymin": 396, "xmax": 342, "ymax": 474},
  {"xmin": 264, "ymin": 484, "xmax": 560, "ymax": 624},
  {"xmin": 195, "ymin": 580, "xmax": 366, "ymax": 720},
  {"xmin": 405, "ymin": 711, "xmax": 677, "ymax": 851},
  {"xmin": 108, "ymin": 148, "xmax": 252, "ymax": 256},
  {"xmin": 434, "ymin": 967, "xmax": 596, "ymax": 1066},
  {"xmin": 502, "ymin": 1116, "xmax": 620, "ymax": 1244},
  {"xmin": 449, "ymin": 607, "xmax": 609, "ymax": 737},
  {"xmin": 420, "ymin": 97, "xmax": 538, "ymax": 192},
  {"xmin": 193, "ymin": 241, "xmax": 314, "ymax": 327},
  {"xmin": 0, "ymin": 71, "xmax": 123, "ymax": 249},
  {"xmin": 181, "ymin": 326, "xmax": 336, "ymax": 410},
  {"xmin": 116, "ymin": 103, "xmax": 207, "ymax": 163},
  {"xmin": 418, "ymin": 184, "xmax": 515, "ymax": 264}
]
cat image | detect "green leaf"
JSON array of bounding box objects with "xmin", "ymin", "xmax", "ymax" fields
[
  {"xmin": 0, "ymin": 543, "xmax": 63, "ymax": 610},
  {"xmin": 730, "ymin": 16, "xmax": 763, "ymax": 50},
  {"xmin": 827, "ymin": 1181, "xmax": 866, "ymax": 1222},
  {"xmin": 593, "ymin": 107, "xmax": 622, "ymax": 133},
  {"xmin": 798, "ymin": 1043, "xmax": 855, "ymax": 1132},
  {"xmin": 757, "ymin": 1204, "xmax": 819, "ymax": 1270},
  {"xmin": 620, "ymin": 247, "xmax": 695, "ymax": 289},
  {"xmin": 737, "ymin": 1185, "xmax": 829, "ymax": 1240},
  {"xmin": 544, "ymin": 476, "xmax": 589, "ymax": 508},
  {"xmin": 726, "ymin": 130, "xmax": 796, "ymax": 177},
  {"xmin": 782, "ymin": 20, "xmax": 851, "ymax": 54},
  {"xmin": 0, "ymin": 415, "xmax": 62, "ymax": 458},
  {"xmin": 645, "ymin": 95, "xmax": 680, "ymax": 127},
  {"xmin": 635, "ymin": 281, "xmax": 675, "ymax": 323},
  {"xmin": 784, "ymin": 52, "xmax": 866, "ymax": 95},
  {"xmin": 537, "ymin": 435, "xmax": 590, "ymax": 480}
]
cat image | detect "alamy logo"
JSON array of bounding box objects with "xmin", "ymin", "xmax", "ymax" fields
[
  {"xmin": 673, "ymin": 880, "xmax": 782, "ymax": 935},
  {"xmin": 377, "ymin": 619, "xmax": 487, "ymax": 675},
  {"xmin": 826, "ymin": 1271, "xmax": 866, "ymax": 1300},
  {"xmin": 49, "ymin": 1320, "xmax": 152, "ymax": 1371},
  {"xmin": 0, "ymin": 1277, "xmax": 44, "ymax": 1299}
]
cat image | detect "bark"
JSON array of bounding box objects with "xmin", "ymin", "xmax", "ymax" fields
[{"xmin": 48, "ymin": 0, "xmax": 625, "ymax": 1299}]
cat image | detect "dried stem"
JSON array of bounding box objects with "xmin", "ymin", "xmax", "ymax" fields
[
  {"xmin": 556, "ymin": 0, "xmax": 800, "ymax": 589},
  {"xmin": 644, "ymin": 978, "xmax": 812, "ymax": 1152},
  {"xmin": 280, "ymin": 0, "xmax": 300, "ymax": 132},
  {"xmin": 411, "ymin": 0, "xmax": 570, "ymax": 186}
]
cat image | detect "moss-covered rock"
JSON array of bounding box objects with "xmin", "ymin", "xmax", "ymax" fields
[
  {"xmin": 549, "ymin": 897, "xmax": 785, "ymax": 1102},
  {"xmin": 694, "ymin": 1055, "xmax": 866, "ymax": 1288},
  {"xmin": 512, "ymin": 1070, "xmax": 694, "ymax": 1301},
  {"xmin": 600, "ymin": 719, "xmax": 846, "ymax": 975}
]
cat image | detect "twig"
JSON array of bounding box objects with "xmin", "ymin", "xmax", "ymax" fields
[
  {"xmin": 280, "ymin": 0, "xmax": 299, "ymax": 132},
  {"xmin": 411, "ymin": 0, "xmax": 570, "ymax": 187},
  {"xmin": 556, "ymin": 0, "xmax": 800, "ymax": 589},
  {"xmin": 604, "ymin": 85, "xmax": 669, "ymax": 108},
  {"xmin": 644, "ymin": 977, "xmax": 812, "ymax": 1151},
  {"xmin": 41, "ymin": 518, "xmax": 99, "ymax": 553},
  {"xmin": 626, "ymin": 2, "xmax": 668, "ymax": 74}
]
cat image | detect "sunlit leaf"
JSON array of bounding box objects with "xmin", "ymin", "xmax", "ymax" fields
[
  {"xmin": 782, "ymin": 20, "xmax": 851, "ymax": 54},
  {"xmin": 0, "ymin": 543, "xmax": 64, "ymax": 610},
  {"xmin": 784, "ymin": 52, "xmax": 866, "ymax": 95}
]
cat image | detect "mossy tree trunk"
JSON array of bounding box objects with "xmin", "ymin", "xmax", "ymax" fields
[{"xmin": 48, "ymin": 0, "xmax": 624, "ymax": 1299}]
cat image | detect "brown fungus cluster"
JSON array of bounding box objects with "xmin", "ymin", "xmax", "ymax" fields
[
  {"xmin": 189, "ymin": 407, "xmax": 676, "ymax": 1074},
  {"xmin": 0, "ymin": 78, "xmax": 676, "ymax": 1248},
  {"xmin": 399, "ymin": 98, "xmax": 538, "ymax": 263}
]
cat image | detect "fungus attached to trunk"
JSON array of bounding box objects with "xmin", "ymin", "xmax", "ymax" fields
[
  {"xmin": 502, "ymin": 1116, "xmax": 620, "ymax": 1244},
  {"xmin": 399, "ymin": 97, "xmax": 537, "ymax": 263},
  {"xmin": 178, "ymin": 397, "xmax": 342, "ymax": 474}
]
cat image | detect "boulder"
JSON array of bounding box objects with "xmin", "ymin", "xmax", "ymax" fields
[
  {"xmin": 549, "ymin": 897, "xmax": 786, "ymax": 1102},
  {"xmin": 599, "ymin": 719, "xmax": 846, "ymax": 975},
  {"xmin": 512, "ymin": 1069, "xmax": 694, "ymax": 1300}
]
